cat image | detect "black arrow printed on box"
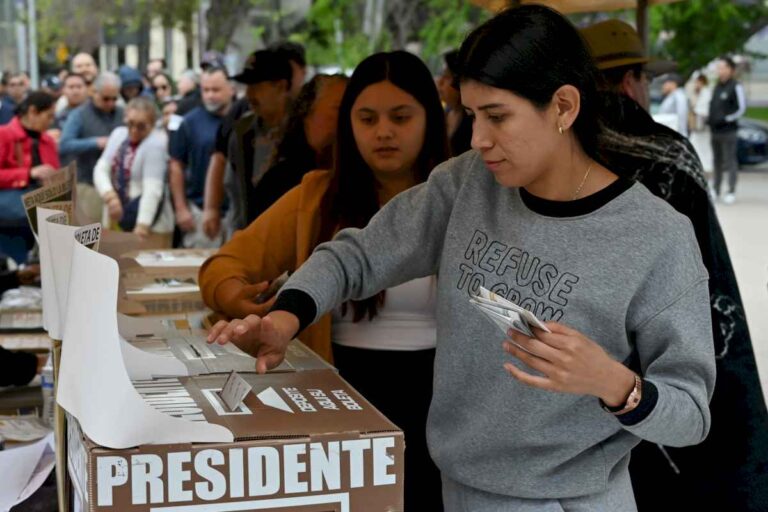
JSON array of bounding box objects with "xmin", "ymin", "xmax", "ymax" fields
[{"xmin": 220, "ymin": 371, "xmax": 253, "ymax": 412}]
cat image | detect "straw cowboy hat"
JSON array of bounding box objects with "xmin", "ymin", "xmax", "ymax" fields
[{"xmin": 580, "ymin": 19, "xmax": 675, "ymax": 75}]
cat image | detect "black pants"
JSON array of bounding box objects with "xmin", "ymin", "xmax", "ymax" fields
[
  {"xmin": 333, "ymin": 343, "xmax": 443, "ymax": 512},
  {"xmin": 711, "ymin": 131, "xmax": 739, "ymax": 195}
]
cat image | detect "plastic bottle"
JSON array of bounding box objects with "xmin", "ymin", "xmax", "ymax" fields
[{"xmin": 40, "ymin": 354, "xmax": 55, "ymax": 427}]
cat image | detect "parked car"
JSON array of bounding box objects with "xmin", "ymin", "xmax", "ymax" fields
[
  {"xmin": 737, "ymin": 119, "xmax": 768, "ymax": 166},
  {"xmin": 649, "ymin": 80, "xmax": 768, "ymax": 167}
]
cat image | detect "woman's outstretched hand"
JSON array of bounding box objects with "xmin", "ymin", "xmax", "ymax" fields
[{"xmin": 207, "ymin": 310, "xmax": 300, "ymax": 374}]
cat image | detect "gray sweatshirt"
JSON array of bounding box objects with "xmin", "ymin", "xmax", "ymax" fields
[{"xmin": 277, "ymin": 150, "xmax": 716, "ymax": 499}]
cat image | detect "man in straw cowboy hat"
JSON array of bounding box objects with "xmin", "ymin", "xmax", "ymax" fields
[{"xmin": 582, "ymin": 19, "xmax": 768, "ymax": 512}]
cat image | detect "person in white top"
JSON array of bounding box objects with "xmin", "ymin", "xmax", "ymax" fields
[
  {"xmin": 689, "ymin": 73, "xmax": 713, "ymax": 173},
  {"xmin": 93, "ymin": 96, "xmax": 173, "ymax": 244},
  {"xmin": 204, "ymin": 51, "xmax": 449, "ymax": 511},
  {"xmin": 659, "ymin": 73, "xmax": 689, "ymax": 137}
]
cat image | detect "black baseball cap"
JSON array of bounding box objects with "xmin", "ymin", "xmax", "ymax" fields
[{"xmin": 232, "ymin": 49, "xmax": 292, "ymax": 86}]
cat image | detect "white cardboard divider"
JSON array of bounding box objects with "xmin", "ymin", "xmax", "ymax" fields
[
  {"xmin": 43, "ymin": 219, "xmax": 188, "ymax": 381},
  {"xmin": 46, "ymin": 221, "xmax": 86, "ymax": 342},
  {"xmin": 57, "ymin": 240, "xmax": 233, "ymax": 449},
  {"xmin": 36, "ymin": 207, "xmax": 66, "ymax": 339}
]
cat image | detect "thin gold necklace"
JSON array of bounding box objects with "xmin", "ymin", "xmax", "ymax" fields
[{"xmin": 571, "ymin": 163, "xmax": 593, "ymax": 200}]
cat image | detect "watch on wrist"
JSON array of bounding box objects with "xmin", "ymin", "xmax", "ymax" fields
[{"xmin": 602, "ymin": 374, "xmax": 642, "ymax": 416}]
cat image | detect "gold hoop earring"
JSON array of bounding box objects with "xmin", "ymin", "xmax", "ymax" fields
[{"xmin": 558, "ymin": 125, "xmax": 564, "ymax": 135}]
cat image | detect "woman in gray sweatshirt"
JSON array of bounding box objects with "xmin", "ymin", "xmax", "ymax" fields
[{"xmin": 209, "ymin": 6, "xmax": 716, "ymax": 511}]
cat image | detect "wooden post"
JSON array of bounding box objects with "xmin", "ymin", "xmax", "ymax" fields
[
  {"xmin": 637, "ymin": 0, "xmax": 650, "ymax": 50},
  {"xmin": 52, "ymin": 339, "xmax": 70, "ymax": 512}
]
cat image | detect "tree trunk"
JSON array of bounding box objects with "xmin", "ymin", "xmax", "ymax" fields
[{"xmin": 205, "ymin": 0, "xmax": 252, "ymax": 52}]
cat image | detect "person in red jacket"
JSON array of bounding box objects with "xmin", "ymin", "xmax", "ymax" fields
[
  {"xmin": 0, "ymin": 91, "xmax": 60, "ymax": 189},
  {"xmin": 0, "ymin": 91, "xmax": 60, "ymax": 262}
]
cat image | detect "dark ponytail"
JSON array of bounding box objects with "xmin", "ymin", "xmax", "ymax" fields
[{"xmin": 456, "ymin": 5, "xmax": 603, "ymax": 160}]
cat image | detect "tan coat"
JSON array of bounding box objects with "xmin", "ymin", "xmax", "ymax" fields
[{"xmin": 199, "ymin": 170, "xmax": 334, "ymax": 361}]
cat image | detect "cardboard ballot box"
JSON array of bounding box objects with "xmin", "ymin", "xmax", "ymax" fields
[
  {"xmin": 128, "ymin": 334, "xmax": 334, "ymax": 376},
  {"xmin": 0, "ymin": 309, "xmax": 45, "ymax": 333},
  {"xmin": 118, "ymin": 263, "xmax": 205, "ymax": 315},
  {"xmin": 117, "ymin": 314, "xmax": 334, "ymax": 376},
  {"xmin": 118, "ymin": 311, "xmax": 209, "ymax": 335},
  {"xmin": 40, "ymin": 215, "xmax": 403, "ymax": 511},
  {"xmin": 67, "ymin": 370, "xmax": 404, "ymax": 512},
  {"xmin": 120, "ymin": 249, "xmax": 215, "ymax": 275},
  {"xmin": 116, "ymin": 249, "xmax": 215, "ymax": 316}
]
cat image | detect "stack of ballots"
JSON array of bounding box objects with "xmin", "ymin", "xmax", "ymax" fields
[{"xmin": 470, "ymin": 286, "xmax": 550, "ymax": 337}]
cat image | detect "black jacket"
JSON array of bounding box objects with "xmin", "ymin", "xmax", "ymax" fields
[
  {"xmin": 708, "ymin": 79, "xmax": 740, "ymax": 133},
  {"xmin": 230, "ymin": 114, "xmax": 313, "ymax": 229},
  {"xmin": 0, "ymin": 268, "xmax": 37, "ymax": 386},
  {"xmin": 599, "ymin": 92, "xmax": 768, "ymax": 511}
]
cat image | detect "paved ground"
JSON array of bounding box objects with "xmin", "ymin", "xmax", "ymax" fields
[{"xmin": 714, "ymin": 166, "xmax": 768, "ymax": 395}]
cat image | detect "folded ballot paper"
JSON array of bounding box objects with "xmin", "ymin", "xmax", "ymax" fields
[{"xmin": 470, "ymin": 286, "xmax": 550, "ymax": 337}]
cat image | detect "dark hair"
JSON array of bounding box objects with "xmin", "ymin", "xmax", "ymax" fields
[
  {"xmin": 720, "ymin": 56, "xmax": 736, "ymax": 70},
  {"xmin": 270, "ymin": 74, "xmax": 349, "ymax": 171},
  {"xmin": 202, "ymin": 66, "xmax": 230, "ymax": 81},
  {"xmin": 63, "ymin": 73, "xmax": 87, "ymax": 87},
  {"xmin": 320, "ymin": 51, "xmax": 449, "ymax": 321},
  {"xmin": 663, "ymin": 73, "xmax": 683, "ymax": 87},
  {"xmin": 600, "ymin": 64, "xmax": 643, "ymax": 90},
  {"xmin": 272, "ymin": 41, "xmax": 306, "ymax": 68},
  {"xmin": 456, "ymin": 5, "xmax": 602, "ymax": 160},
  {"xmin": 151, "ymin": 71, "xmax": 176, "ymax": 95},
  {"xmin": 4, "ymin": 71, "xmax": 23, "ymax": 84},
  {"xmin": 695, "ymin": 74, "xmax": 709, "ymax": 86},
  {"xmin": 16, "ymin": 90, "xmax": 55, "ymax": 116},
  {"xmin": 443, "ymin": 50, "xmax": 460, "ymax": 76}
]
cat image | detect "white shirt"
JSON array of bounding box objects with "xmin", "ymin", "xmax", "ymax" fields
[
  {"xmin": 332, "ymin": 276, "xmax": 437, "ymax": 351},
  {"xmin": 659, "ymin": 88, "xmax": 689, "ymax": 136}
]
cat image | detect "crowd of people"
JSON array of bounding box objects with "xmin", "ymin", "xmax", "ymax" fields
[
  {"xmin": 656, "ymin": 57, "xmax": 746, "ymax": 204},
  {"xmin": 0, "ymin": 44, "xmax": 317, "ymax": 259},
  {"xmin": 1, "ymin": 5, "xmax": 767, "ymax": 512}
]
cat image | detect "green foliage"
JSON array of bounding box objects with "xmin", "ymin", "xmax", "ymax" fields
[
  {"xmin": 650, "ymin": 0, "xmax": 768, "ymax": 78},
  {"xmin": 34, "ymin": 0, "xmax": 199, "ymax": 58},
  {"xmin": 419, "ymin": 0, "xmax": 487, "ymax": 61},
  {"xmin": 290, "ymin": 0, "xmax": 387, "ymax": 69},
  {"xmin": 290, "ymin": 0, "xmax": 487, "ymax": 69},
  {"xmin": 34, "ymin": 0, "xmax": 488, "ymax": 70},
  {"xmin": 746, "ymin": 106, "xmax": 768, "ymax": 122}
]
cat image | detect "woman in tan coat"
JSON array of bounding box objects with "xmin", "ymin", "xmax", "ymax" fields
[{"xmin": 200, "ymin": 51, "xmax": 449, "ymax": 510}]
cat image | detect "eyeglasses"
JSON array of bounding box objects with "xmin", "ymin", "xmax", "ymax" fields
[
  {"xmin": 126, "ymin": 120, "xmax": 149, "ymax": 131},
  {"xmin": 100, "ymin": 95, "xmax": 118, "ymax": 102}
]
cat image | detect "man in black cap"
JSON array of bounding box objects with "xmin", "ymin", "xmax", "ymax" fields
[
  {"xmin": 272, "ymin": 41, "xmax": 307, "ymax": 98},
  {"xmin": 202, "ymin": 49, "xmax": 293, "ymax": 239}
]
